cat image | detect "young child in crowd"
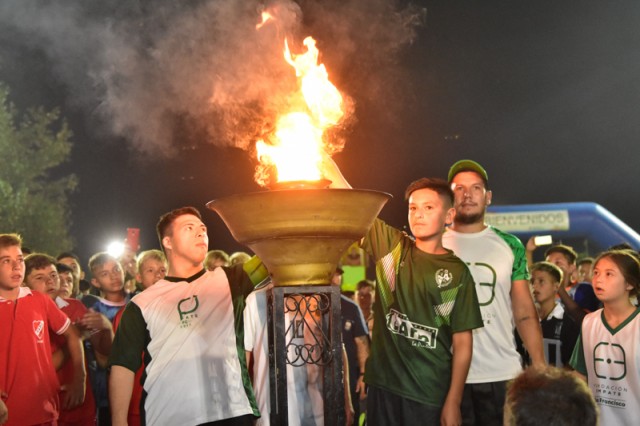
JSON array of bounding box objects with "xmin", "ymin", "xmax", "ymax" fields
[
  {"xmin": 57, "ymin": 252, "xmax": 88, "ymax": 299},
  {"xmin": 112, "ymin": 250, "xmax": 167, "ymax": 426},
  {"xmin": 57, "ymin": 262, "xmax": 76, "ymax": 299},
  {"xmin": 516, "ymin": 262, "xmax": 579, "ymax": 367},
  {"xmin": 0, "ymin": 234, "xmax": 86, "ymax": 426},
  {"xmin": 85, "ymin": 252, "xmax": 128, "ymax": 425},
  {"xmin": 570, "ymin": 249, "xmax": 640, "ymax": 425},
  {"xmin": 24, "ymin": 253, "xmax": 114, "ymax": 426}
]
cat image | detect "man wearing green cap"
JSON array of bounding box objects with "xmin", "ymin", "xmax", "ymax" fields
[{"xmin": 442, "ymin": 160, "xmax": 544, "ymax": 426}]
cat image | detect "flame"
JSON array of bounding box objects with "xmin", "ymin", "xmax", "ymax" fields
[
  {"xmin": 256, "ymin": 11, "xmax": 274, "ymax": 30},
  {"xmin": 256, "ymin": 35, "xmax": 344, "ymax": 185}
]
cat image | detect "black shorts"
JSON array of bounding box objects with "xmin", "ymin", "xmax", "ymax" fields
[
  {"xmin": 460, "ymin": 381, "xmax": 508, "ymax": 426},
  {"xmin": 366, "ymin": 385, "xmax": 441, "ymax": 426},
  {"xmin": 198, "ymin": 414, "xmax": 256, "ymax": 426}
]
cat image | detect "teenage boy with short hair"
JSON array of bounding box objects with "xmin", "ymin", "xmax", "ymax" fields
[
  {"xmin": 109, "ymin": 207, "xmax": 267, "ymax": 426},
  {"xmin": 324, "ymin": 159, "xmax": 483, "ymax": 426},
  {"xmin": 0, "ymin": 234, "xmax": 86, "ymax": 426},
  {"xmin": 24, "ymin": 253, "xmax": 113, "ymax": 426}
]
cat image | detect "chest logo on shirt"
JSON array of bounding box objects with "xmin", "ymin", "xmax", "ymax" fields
[
  {"xmin": 435, "ymin": 269, "xmax": 453, "ymax": 288},
  {"xmin": 178, "ymin": 295, "xmax": 200, "ymax": 328},
  {"xmin": 33, "ymin": 320, "xmax": 45, "ymax": 342},
  {"xmin": 386, "ymin": 309, "xmax": 438, "ymax": 349},
  {"xmin": 593, "ymin": 342, "xmax": 626, "ymax": 380}
]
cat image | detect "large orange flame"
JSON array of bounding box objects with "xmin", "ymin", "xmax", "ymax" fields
[{"xmin": 256, "ymin": 35, "xmax": 344, "ymax": 185}]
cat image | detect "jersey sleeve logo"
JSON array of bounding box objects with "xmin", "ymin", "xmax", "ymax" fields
[
  {"xmin": 33, "ymin": 320, "xmax": 45, "ymax": 342},
  {"xmin": 435, "ymin": 269, "xmax": 453, "ymax": 288}
]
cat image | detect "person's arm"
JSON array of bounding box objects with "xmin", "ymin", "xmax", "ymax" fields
[
  {"xmin": 342, "ymin": 345, "xmax": 354, "ymax": 426},
  {"xmin": 556, "ymin": 285, "xmax": 585, "ymax": 325},
  {"xmin": 110, "ymin": 365, "xmax": 136, "ymax": 426},
  {"xmin": 525, "ymin": 237, "xmax": 536, "ymax": 268},
  {"xmin": 81, "ymin": 311, "xmax": 115, "ymax": 366},
  {"xmin": 60, "ymin": 324, "xmax": 87, "ymax": 409},
  {"xmin": 354, "ymin": 335, "xmax": 370, "ymax": 399},
  {"xmin": 0, "ymin": 392, "xmax": 8, "ymax": 425},
  {"xmin": 52, "ymin": 347, "xmax": 67, "ymax": 370},
  {"xmin": 511, "ymin": 279, "xmax": 545, "ymax": 368},
  {"xmin": 440, "ymin": 330, "xmax": 472, "ymax": 426}
]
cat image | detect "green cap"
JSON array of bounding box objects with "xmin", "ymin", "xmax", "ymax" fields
[{"xmin": 448, "ymin": 159, "xmax": 489, "ymax": 184}]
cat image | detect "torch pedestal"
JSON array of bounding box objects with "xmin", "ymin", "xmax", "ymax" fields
[{"xmin": 267, "ymin": 285, "xmax": 344, "ymax": 425}]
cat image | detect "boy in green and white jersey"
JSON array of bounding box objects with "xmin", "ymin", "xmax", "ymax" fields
[{"xmin": 324, "ymin": 159, "xmax": 483, "ymax": 426}]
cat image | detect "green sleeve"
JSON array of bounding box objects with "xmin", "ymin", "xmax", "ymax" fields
[
  {"xmin": 493, "ymin": 227, "xmax": 530, "ymax": 281},
  {"xmin": 361, "ymin": 218, "xmax": 403, "ymax": 261},
  {"xmin": 108, "ymin": 302, "xmax": 148, "ymax": 372},
  {"xmin": 569, "ymin": 333, "xmax": 587, "ymax": 375}
]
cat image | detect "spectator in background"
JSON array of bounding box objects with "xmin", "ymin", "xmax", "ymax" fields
[
  {"xmin": 576, "ymin": 257, "xmax": 594, "ymax": 283},
  {"xmin": 571, "ymin": 249, "xmax": 640, "ymax": 425},
  {"xmin": 229, "ymin": 251, "xmax": 252, "ymax": 266},
  {"xmin": 356, "ymin": 279, "xmax": 375, "ymax": 337},
  {"xmin": 442, "ymin": 159, "xmax": 544, "ymax": 426},
  {"xmin": 85, "ymin": 252, "xmax": 128, "ymax": 425},
  {"xmin": 24, "ymin": 253, "xmax": 113, "ymax": 426},
  {"xmin": 503, "ymin": 366, "xmax": 598, "ymax": 426},
  {"xmin": 516, "ymin": 262, "xmax": 579, "ymax": 368},
  {"xmin": 545, "ymin": 245, "xmax": 600, "ymax": 321},
  {"xmin": 57, "ymin": 252, "xmax": 90, "ymax": 299},
  {"xmin": 332, "ymin": 268, "xmax": 370, "ymax": 426},
  {"xmin": 56, "ymin": 262, "xmax": 76, "ymax": 300},
  {"xmin": 1, "ymin": 234, "xmax": 86, "ymax": 426},
  {"xmin": 205, "ymin": 249, "xmax": 230, "ymax": 270}
]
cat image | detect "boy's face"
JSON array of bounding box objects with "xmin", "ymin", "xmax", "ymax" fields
[
  {"xmin": 545, "ymin": 252, "xmax": 575, "ymax": 284},
  {"xmin": 577, "ymin": 262, "xmax": 593, "ymax": 283},
  {"xmin": 450, "ymin": 171, "xmax": 492, "ymax": 224},
  {"xmin": 530, "ymin": 270, "xmax": 559, "ymax": 305},
  {"xmin": 163, "ymin": 214, "xmax": 209, "ymax": 266},
  {"xmin": 59, "ymin": 256, "xmax": 84, "ymax": 280},
  {"xmin": 25, "ymin": 265, "xmax": 60, "ymax": 300},
  {"xmin": 408, "ymin": 188, "xmax": 455, "ymax": 242},
  {"xmin": 91, "ymin": 260, "xmax": 125, "ymax": 295},
  {"xmin": 58, "ymin": 271, "xmax": 75, "ymax": 299},
  {"xmin": 136, "ymin": 258, "xmax": 167, "ymax": 289},
  {"xmin": 0, "ymin": 245, "xmax": 25, "ymax": 292}
]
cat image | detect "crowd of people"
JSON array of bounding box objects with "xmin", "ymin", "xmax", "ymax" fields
[{"xmin": 1, "ymin": 158, "xmax": 639, "ymax": 426}]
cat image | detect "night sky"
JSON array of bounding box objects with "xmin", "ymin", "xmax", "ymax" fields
[{"xmin": 1, "ymin": 1, "xmax": 639, "ymax": 264}]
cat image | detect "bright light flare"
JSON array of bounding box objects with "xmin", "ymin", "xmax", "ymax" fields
[{"xmin": 107, "ymin": 241, "xmax": 125, "ymax": 258}]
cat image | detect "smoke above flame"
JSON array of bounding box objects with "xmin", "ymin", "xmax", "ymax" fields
[{"xmin": 0, "ymin": 0, "xmax": 425, "ymax": 163}]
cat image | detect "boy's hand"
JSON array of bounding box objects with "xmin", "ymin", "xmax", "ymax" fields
[
  {"xmin": 0, "ymin": 392, "xmax": 8, "ymax": 425},
  {"xmin": 440, "ymin": 397, "xmax": 462, "ymax": 426},
  {"xmin": 60, "ymin": 376, "xmax": 86, "ymax": 410},
  {"xmin": 77, "ymin": 310, "xmax": 112, "ymax": 337}
]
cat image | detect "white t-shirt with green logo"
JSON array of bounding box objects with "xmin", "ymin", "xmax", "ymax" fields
[
  {"xmin": 110, "ymin": 267, "xmax": 258, "ymax": 426},
  {"xmin": 442, "ymin": 226, "xmax": 530, "ymax": 383},
  {"xmin": 571, "ymin": 308, "xmax": 640, "ymax": 426}
]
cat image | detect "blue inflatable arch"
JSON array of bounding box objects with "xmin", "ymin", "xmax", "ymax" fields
[{"xmin": 486, "ymin": 202, "xmax": 640, "ymax": 254}]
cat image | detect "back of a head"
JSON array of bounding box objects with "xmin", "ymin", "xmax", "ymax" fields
[
  {"xmin": 229, "ymin": 251, "xmax": 251, "ymax": 266},
  {"xmin": 505, "ymin": 367, "xmax": 598, "ymax": 426},
  {"xmin": 531, "ymin": 261, "xmax": 563, "ymax": 284},
  {"xmin": 205, "ymin": 249, "xmax": 230, "ymax": 270}
]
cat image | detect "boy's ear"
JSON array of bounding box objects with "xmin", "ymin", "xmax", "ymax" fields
[
  {"xmin": 162, "ymin": 236, "xmax": 172, "ymax": 252},
  {"xmin": 445, "ymin": 207, "xmax": 456, "ymax": 227},
  {"xmin": 135, "ymin": 272, "xmax": 142, "ymax": 283},
  {"xmin": 485, "ymin": 190, "xmax": 493, "ymax": 206},
  {"xmin": 90, "ymin": 278, "xmax": 101, "ymax": 289}
]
